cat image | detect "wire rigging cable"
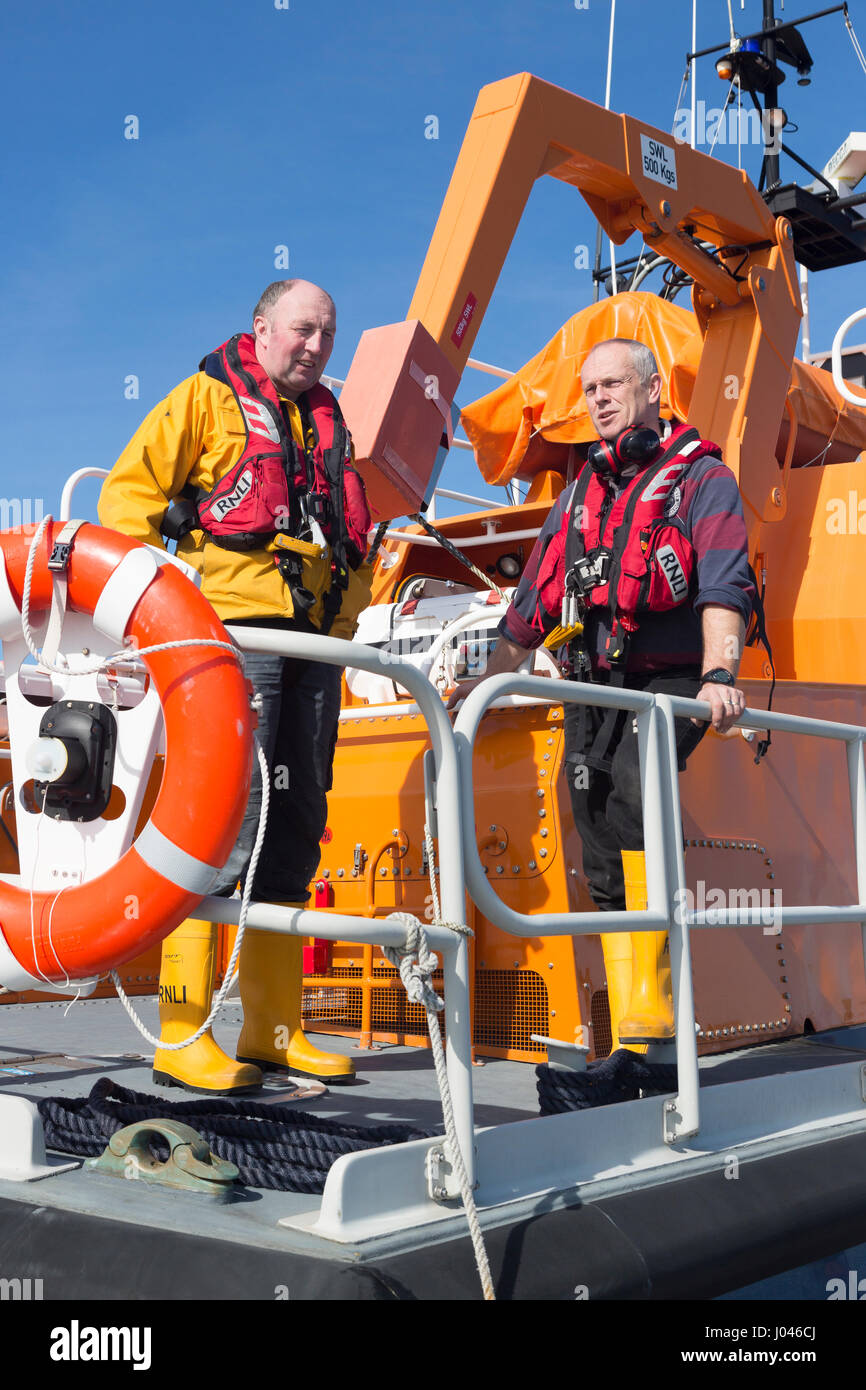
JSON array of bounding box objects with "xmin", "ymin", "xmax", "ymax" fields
[
  {"xmin": 845, "ymin": 6, "xmax": 866, "ymax": 77},
  {"xmin": 708, "ymin": 78, "xmax": 737, "ymax": 158}
]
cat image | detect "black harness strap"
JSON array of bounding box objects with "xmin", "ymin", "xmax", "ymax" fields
[
  {"xmin": 302, "ymin": 396, "xmax": 351, "ymax": 636},
  {"xmin": 563, "ymin": 465, "xmax": 603, "ymax": 765},
  {"xmin": 746, "ymin": 562, "xmax": 775, "ymax": 763}
]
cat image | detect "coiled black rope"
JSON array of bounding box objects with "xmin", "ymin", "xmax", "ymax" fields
[
  {"xmin": 37, "ymin": 1078, "xmax": 435, "ymax": 1193},
  {"xmin": 536, "ymin": 1049, "xmax": 678, "ymax": 1116}
]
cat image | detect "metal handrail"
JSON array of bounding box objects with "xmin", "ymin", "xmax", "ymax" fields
[
  {"xmin": 60, "ymin": 468, "xmax": 109, "ymax": 521},
  {"xmin": 454, "ymin": 673, "xmax": 671, "ymax": 937},
  {"xmin": 200, "ymin": 626, "xmax": 476, "ymax": 1187},
  {"xmin": 466, "ymin": 356, "xmax": 513, "ymax": 379},
  {"xmin": 454, "ymin": 672, "xmax": 866, "ymax": 1146},
  {"xmin": 324, "ymin": 355, "xmax": 513, "ymax": 389},
  {"xmin": 657, "ymin": 692, "xmax": 866, "ymax": 1140},
  {"xmin": 831, "ymin": 308, "xmax": 866, "ymax": 406},
  {"xmin": 433, "ymin": 486, "xmax": 503, "ymax": 509},
  {"xmin": 661, "ymin": 692, "xmax": 866, "ymax": 938}
]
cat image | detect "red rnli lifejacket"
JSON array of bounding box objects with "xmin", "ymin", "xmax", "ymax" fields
[
  {"xmin": 563, "ymin": 423, "xmax": 722, "ymax": 662},
  {"xmin": 194, "ymin": 333, "xmax": 369, "ymax": 563},
  {"xmin": 158, "ymin": 332, "xmax": 370, "ymax": 632}
]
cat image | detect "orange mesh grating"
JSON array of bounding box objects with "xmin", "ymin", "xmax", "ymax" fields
[
  {"xmin": 473, "ymin": 971, "xmax": 549, "ymax": 1054},
  {"xmin": 370, "ymin": 978, "xmax": 445, "ymax": 1036},
  {"xmin": 373, "ymin": 957, "xmax": 400, "ymax": 976},
  {"xmin": 302, "ymin": 985, "xmax": 362, "ymax": 1028},
  {"xmin": 591, "ymin": 989, "xmax": 613, "ymax": 1059}
]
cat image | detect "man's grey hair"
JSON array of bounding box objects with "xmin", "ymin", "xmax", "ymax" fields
[
  {"xmin": 252, "ymin": 279, "xmax": 335, "ymax": 327},
  {"xmin": 582, "ymin": 338, "xmax": 659, "ymax": 387}
]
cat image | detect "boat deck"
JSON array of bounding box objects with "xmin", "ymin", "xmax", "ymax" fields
[
  {"xmin": 4, "ymin": 1000, "xmax": 866, "ymax": 1300},
  {"xmin": 6, "ymin": 998, "xmax": 866, "ymax": 1133},
  {"xmin": 0, "ymin": 996, "xmax": 542, "ymax": 1276}
]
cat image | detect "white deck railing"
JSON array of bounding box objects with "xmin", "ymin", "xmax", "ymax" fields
[
  {"xmin": 831, "ymin": 308, "xmax": 866, "ymax": 406},
  {"xmin": 453, "ymin": 673, "xmax": 866, "ymax": 1144}
]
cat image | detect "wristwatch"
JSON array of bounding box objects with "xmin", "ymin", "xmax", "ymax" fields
[{"xmin": 699, "ymin": 667, "xmax": 736, "ymax": 686}]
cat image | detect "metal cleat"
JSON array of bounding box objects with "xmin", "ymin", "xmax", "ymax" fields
[{"xmin": 88, "ymin": 1119, "xmax": 239, "ymax": 1200}]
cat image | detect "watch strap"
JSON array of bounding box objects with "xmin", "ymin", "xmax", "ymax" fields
[{"xmin": 700, "ymin": 667, "xmax": 736, "ymax": 686}]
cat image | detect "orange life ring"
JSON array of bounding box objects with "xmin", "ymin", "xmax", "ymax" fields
[{"xmin": 0, "ymin": 522, "xmax": 253, "ymax": 984}]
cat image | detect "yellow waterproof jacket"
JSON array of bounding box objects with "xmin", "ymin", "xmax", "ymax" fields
[{"xmin": 98, "ymin": 371, "xmax": 372, "ymax": 639}]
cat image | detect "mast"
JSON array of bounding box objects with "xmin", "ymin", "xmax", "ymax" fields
[{"xmin": 762, "ymin": 0, "xmax": 781, "ymax": 188}]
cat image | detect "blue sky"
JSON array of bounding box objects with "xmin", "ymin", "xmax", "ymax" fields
[{"xmin": 2, "ymin": 0, "xmax": 865, "ymax": 523}]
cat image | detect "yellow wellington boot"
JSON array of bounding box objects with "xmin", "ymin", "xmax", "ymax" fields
[
  {"xmin": 236, "ymin": 923, "xmax": 355, "ymax": 1084},
  {"xmin": 152, "ymin": 920, "xmax": 263, "ymax": 1095},
  {"xmin": 617, "ymin": 850, "xmax": 675, "ymax": 1047}
]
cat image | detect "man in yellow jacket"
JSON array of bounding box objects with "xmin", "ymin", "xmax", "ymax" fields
[{"xmin": 99, "ymin": 278, "xmax": 372, "ymax": 1092}]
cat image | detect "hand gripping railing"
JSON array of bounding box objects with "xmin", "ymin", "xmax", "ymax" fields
[
  {"xmin": 200, "ymin": 627, "xmax": 476, "ymax": 1188},
  {"xmin": 454, "ymin": 674, "xmax": 866, "ymax": 1145}
]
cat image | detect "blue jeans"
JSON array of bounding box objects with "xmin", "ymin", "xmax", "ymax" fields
[{"xmin": 211, "ymin": 653, "xmax": 342, "ymax": 902}]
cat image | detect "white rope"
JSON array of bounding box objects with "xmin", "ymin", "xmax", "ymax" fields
[
  {"xmin": 383, "ymin": 826, "xmax": 492, "ymax": 1301},
  {"xmin": 846, "ymin": 9, "xmax": 866, "ymax": 78},
  {"xmin": 110, "ymin": 738, "xmax": 271, "ymax": 1049},
  {"xmin": 423, "ymin": 824, "xmax": 472, "ymax": 939}
]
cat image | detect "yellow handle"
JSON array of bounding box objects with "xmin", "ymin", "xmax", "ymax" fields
[{"xmin": 543, "ymin": 620, "xmax": 584, "ymax": 650}]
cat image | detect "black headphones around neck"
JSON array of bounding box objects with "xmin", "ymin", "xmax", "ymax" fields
[{"xmin": 587, "ymin": 426, "xmax": 661, "ymax": 477}]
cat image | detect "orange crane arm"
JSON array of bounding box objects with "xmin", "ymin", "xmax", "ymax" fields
[
  {"xmin": 341, "ymin": 73, "xmax": 801, "ymax": 543},
  {"xmin": 408, "ymin": 73, "xmax": 775, "ymax": 356}
]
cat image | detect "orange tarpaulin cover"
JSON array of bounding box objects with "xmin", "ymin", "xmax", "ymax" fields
[{"xmin": 460, "ymin": 292, "xmax": 866, "ymax": 485}]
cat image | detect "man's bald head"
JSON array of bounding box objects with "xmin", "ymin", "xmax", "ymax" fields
[{"xmin": 252, "ymin": 279, "xmax": 335, "ymax": 327}]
